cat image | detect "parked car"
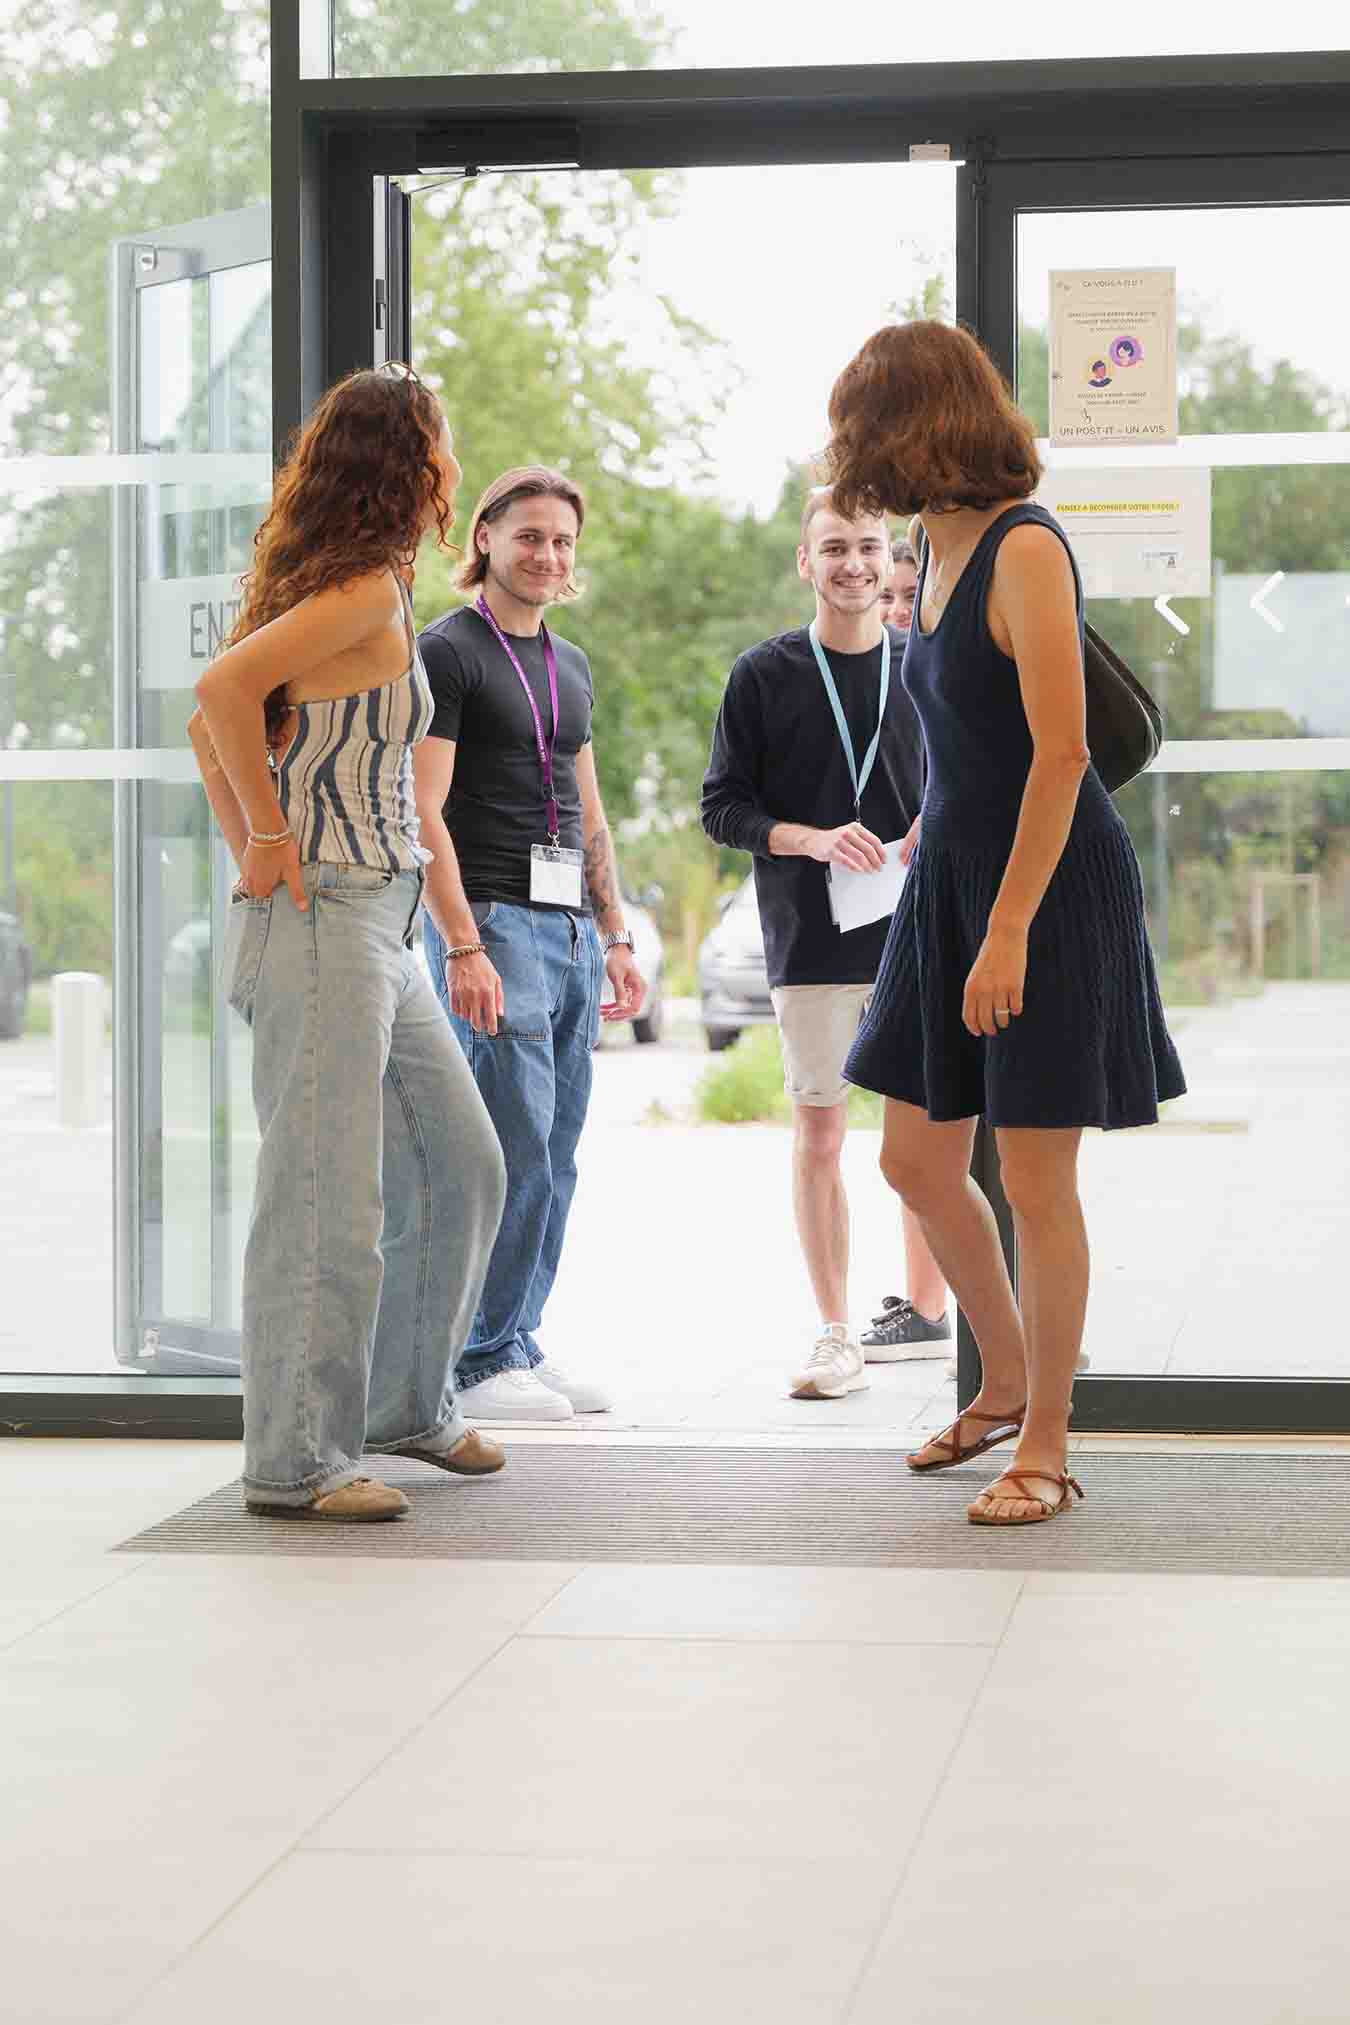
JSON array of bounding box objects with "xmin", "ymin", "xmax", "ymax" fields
[
  {"xmin": 697, "ymin": 876, "xmax": 773, "ymax": 1051},
  {"xmin": 599, "ymin": 888, "xmax": 665, "ymax": 1044},
  {"xmin": 171, "ymin": 887, "xmax": 668, "ymax": 1044},
  {"xmin": 0, "ymin": 909, "xmax": 33, "ymax": 1039},
  {"xmin": 164, "ymin": 914, "xmax": 212, "ymax": 997}
]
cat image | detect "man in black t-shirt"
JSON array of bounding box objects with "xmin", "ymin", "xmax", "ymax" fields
[
  {"xmin": 413, "ymin": 467, "xmax": 644, "ymax": 1426},
  {"xmin": 701, "ymin": 488, "xmax": 950, "ymax": 1404}
]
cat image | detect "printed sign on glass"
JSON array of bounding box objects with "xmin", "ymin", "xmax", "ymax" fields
[
  {"xmin": 1049, "ymin": 268, "xmax": 1178, "ymax": 449},
  {"xmin": 1036, "ymin": 467, "xmax": 1210, "ymax": 600}
]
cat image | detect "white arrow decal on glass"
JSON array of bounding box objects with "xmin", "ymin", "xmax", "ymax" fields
[
  {"xmin": 1154, "ymin": 596, "xmax": 1190, "ymax": 637},
  {"xmin": 1250, "ymin": 571, "xmax": 1285, "ymax": 634}
]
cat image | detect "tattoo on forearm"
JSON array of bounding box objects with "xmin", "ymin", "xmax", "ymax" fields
[{"xmin": 583, "ymin": 824, "xmax": 620, "ymax": 921}]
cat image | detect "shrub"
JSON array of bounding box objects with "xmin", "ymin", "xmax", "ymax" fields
[
  {"xmin": 696, "ymin": 1025, "xmax": 788, "ymax": 1124},
  {"xmin": 695, "ymin": 1023, "xmax": 886, "ymax": 1127}
]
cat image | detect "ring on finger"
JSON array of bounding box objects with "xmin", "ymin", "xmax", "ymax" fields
[{"xmin": 994, "ymin": 1006, "xmax": 1011, "ymax": 1024}]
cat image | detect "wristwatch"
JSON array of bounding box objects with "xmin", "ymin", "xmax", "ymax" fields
[{"xmin": 600, "ymin": 929, "xmax": 634, "ymax": 953}]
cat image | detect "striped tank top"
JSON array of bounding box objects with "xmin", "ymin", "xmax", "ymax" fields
[{"xmin": 275, "ymin": 577, "xmax": 434, "ymax": 873}]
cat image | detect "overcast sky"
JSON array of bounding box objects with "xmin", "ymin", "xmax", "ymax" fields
[{"xmin": 643, "ymin": 0, "xmax": 1344, "ymax": 68}]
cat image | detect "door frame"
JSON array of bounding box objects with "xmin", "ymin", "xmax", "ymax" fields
[
  {"xmin": 289, "ymin": 58, "xmax": 1350, "ymax": 1437},
  {"xmin": 9, "ymin": 28, "xmax": 1350, "ymax": 1435},
  {"xmin": 970, "ymin": 145, "xmax": 1350, "ymax": 1432},
  {"xmin": 109, "ymin": 202, "xmax": 273, "ymax": 1377},
  {"xmin": 272, "ymin": 50, "xmax": 1350, "ymax": 445}
]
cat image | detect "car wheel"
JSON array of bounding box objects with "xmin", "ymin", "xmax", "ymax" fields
[
  {"xmin": 705, "ymin": 1025, "xmax": 740, "ymax": 1053},
  {"xmin": 632, "ymin": 992, "xmax": 664, "ymax": 1045}
]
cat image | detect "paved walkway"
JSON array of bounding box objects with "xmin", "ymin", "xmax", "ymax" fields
[{"xmin": 4, "ymin": 987, "xmax": 1347, "ymax": 1411}]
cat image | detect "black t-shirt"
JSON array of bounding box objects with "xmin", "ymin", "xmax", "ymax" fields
[
  {"xmin": 700, "ymin": 625, "xmax": 925, "ymax": 988},
  {"xmin": 419, "ymin": 604, "xmax": 594, "ymax": 912}
]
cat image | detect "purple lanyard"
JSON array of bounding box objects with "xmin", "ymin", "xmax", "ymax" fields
[{"xmin": 475, "ymin": 595, "xmax": 561, "ymax": 843}]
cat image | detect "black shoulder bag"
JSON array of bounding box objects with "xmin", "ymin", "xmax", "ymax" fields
[
  {"xmin": 1080, "ymin": 621, "xmax": 1163, "ymax": 795},
  {"xmin": 913, "ymin": 521, "xmax": 1164, "ymax": 794}
]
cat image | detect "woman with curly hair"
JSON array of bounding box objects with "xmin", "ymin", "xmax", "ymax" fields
[
  {"xmin": 190, "ymin": 365, "xmax": 506, "ymax": 1520},
  {"xmin": 826, "ymin": 322, "xmax": 1184, "ymax": 1527}
]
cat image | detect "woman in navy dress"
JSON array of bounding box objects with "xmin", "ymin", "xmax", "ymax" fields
[{"xmin": 827, "ymin": 321, "xmax": 1184, "ymax": 1527}]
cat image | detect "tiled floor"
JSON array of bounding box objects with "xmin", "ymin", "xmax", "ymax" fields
[{"xmin": 5, "ymin": 1437, "xmax": 1350, "ymax": 2023}]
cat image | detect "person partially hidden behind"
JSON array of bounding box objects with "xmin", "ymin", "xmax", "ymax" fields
[
  {"xmin": 825, "ymin": 321, "xmax": 1185, "ymax": 1525},
  {"xmin": 702, "ymin": 488, "xmax": 951, "ymax": 1405},
  {"xmin": 414, "ymin": 466, "xmax": 645, "ymax": 1427},
  {"xmin": 877, "ymin": 534, "xmax": 919, "ymax": 632},
  {"xmin": 863, "ymin": 531, "xmax": 961, "ymax": 1362}
]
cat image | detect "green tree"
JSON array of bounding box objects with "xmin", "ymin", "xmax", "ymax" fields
[
  {"xmin": 0, "ymin": 0, "xmax": 745, "ymax": 969},
  {"xmin": 0, "ymin": 0, "xmax": 795, "ymax": 838}
]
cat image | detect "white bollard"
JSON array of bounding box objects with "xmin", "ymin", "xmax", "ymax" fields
[{"xmin": 52, "ymin": 971, "xmax": 106, "ymax": 1129}]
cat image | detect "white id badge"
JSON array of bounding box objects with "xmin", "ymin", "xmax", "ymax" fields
[{"xmin": 530, "ymin": 844, "xmax": 584, "ymax": 907}]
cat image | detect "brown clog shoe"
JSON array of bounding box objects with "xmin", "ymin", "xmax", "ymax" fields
[
  {"xmin": 400, "ymin": 1429, "xmax": 506, "ymax": 1477},
  {"xmin": 246, "ymin": 1476, "xmax": 410, "ymax": 1521}
]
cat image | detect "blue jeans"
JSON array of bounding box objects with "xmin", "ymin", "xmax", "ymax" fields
[
  {"xmin": 424, "ymin": 902, "xmax": 602, "ymax": 1390},
  {"xmin": 226, "ymin": 864, "xmax": 506, "ymax": 1504}
]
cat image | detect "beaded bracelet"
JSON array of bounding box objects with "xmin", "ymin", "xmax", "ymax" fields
[{"xmin": 444, "ymin": 942, "xmax": 487, "ymax": 961}]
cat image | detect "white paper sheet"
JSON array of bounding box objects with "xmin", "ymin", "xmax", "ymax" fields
[{"xmin": 827, "ymin": 839, "xmax": 907, "ymax": 935}]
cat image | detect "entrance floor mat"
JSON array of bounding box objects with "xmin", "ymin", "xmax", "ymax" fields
[{"xmin": 114, "ymin": 1445, "xmax": 1350, "ymax": 1577}]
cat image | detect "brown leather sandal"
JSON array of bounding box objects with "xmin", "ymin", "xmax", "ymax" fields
[
  {"xmin": 967, "ymin": 1468, "xmax": 1085, "ymax": 1527},
  {"xmin": 907, "ymin": 1406, "xmax": 1026, "ymax": 1474}
]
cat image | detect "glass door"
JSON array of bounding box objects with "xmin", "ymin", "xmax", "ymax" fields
[
  {"xmin": 111, "ymin": 205, "xmax": 271, "ymax": 1374},
  {"xmin": 982, "ymin": 156, "xmax": 1350, "ymax": 1429}
]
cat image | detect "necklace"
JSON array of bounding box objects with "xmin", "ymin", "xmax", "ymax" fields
[
  {"xmin": 925, "ymin": 516, "xmax": 999, "ymax": 617},
  {"xmin": 925, "ymin": 541, "xmax": 976, "ymax": 618}
]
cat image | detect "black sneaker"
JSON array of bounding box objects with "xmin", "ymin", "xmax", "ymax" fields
[{"xmin": 860, "ymin": 1296, "xmax": 951, "ymax": 1363}]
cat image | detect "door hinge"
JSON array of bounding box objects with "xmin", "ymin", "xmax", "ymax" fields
[{"xmin": 131, "ymin": 245, "xmax": 200, "ymax": 288}]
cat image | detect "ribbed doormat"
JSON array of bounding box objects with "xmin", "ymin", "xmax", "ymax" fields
[{"xmin": 114, "ymin": 1445, "xmax": 1350, "ymax": 1576}]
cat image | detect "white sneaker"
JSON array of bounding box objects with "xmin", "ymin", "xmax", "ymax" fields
[
  {"xmin": 463, "ymin": 1369, "xmax": 574, "ymax": 1425},
  {"xmin": 789, "ymin": 1325, "xmax": 869, "ymax": 1401},
  {"xmin": 534, "ymin": 1360, "xmax": 613, "ymax": 1415},
  {"xmin": 942, "ymin": 1350, "xmax": 1092, "ymax": 1380}
]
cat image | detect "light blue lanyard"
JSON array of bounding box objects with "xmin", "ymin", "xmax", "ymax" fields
[{"xmin": 807, "ymin": 622, "xmax": 890, "ymax": 818}]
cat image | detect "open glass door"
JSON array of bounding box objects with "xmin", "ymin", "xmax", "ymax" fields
[
  {"xmin": 982, "ymin": 154, "xmax": 1350, "ymax": 1430},
  {"xmin": 111, "ymin": 205, "xmax": 271, "ymax": 1374}
]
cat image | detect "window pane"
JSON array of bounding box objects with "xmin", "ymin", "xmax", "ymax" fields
[
  {"xmin": 0, "ymin": 784, "xmax": 115, "ymax": 1374},
  {"xmin": 336, "ymin": 2, "xmax": 1346, "ymax": 80},
  {"xmin": 1019, "ymin": 196, "xmax": 1350, "ymax": 1384},
  {"xmin": 1081, "ymin": 768, "xmax": 1350, "ymax": 1378},
  {"xmin": 0, "ymin": 2, "xmax": 269, "ymax": 1377}
]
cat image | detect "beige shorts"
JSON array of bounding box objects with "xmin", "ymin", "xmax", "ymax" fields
[{"xmin": 770, "ymin": 983, "xmax": 873, "ymax": 1109}]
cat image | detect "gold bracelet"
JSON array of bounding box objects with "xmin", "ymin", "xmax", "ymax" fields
[{"xmin": 248, "ymin": 828, "xmax": 293, "ymax": 848}]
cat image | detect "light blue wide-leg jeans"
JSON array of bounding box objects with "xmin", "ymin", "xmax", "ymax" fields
[{"xmin": 226, "ymin": 863, "xmax": 506, "ymax": 1505}]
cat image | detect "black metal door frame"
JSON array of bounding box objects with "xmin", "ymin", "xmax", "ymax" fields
[
  {"xmin": 9, "ymin": 31, "xmax": 1350, "ymax": 1435},
  {"xmin": 971, "ymin": 144, "xmax": 1350, "ymax": 1433},
  {"xmin": 297, "ymin": 68, "xmax": 1350, "ymax": 1438}
]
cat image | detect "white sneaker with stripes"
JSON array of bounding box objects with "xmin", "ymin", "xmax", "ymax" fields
[{"xmin": 789, "ymin": 1325, "xmax": 869, "ymax": 1401}]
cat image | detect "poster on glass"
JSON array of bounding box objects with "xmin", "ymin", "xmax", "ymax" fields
[{"xmin": 1049, "ymin": 268, "xmax": 1178, "ymax": 449}]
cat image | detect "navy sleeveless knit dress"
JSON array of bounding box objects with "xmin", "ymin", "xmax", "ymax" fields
[{"xmin": 845, "ymin": 503, "xmax": 1185, "ymax": 1129}]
